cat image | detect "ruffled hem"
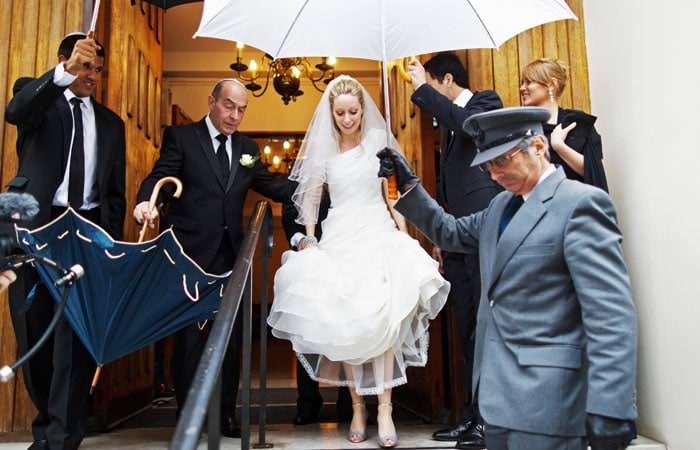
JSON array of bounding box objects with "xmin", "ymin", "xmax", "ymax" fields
[{"xmin": 269, "ymin": 205, "xmax": 450, "ymax": 395}]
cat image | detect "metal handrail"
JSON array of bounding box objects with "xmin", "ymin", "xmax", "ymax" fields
[{"xmin": 170, "ymin": 200, "xmax": 274, "ymax": 450}]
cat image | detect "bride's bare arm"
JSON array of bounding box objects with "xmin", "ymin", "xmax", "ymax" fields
[{"xmin": 382, "ymin": 178, "xmax": 408, "ymax": 233}]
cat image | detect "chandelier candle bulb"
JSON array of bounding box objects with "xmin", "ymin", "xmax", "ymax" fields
[{"xmin": 249, "ymin": 59, "xmax": 258, "ymax": 78}]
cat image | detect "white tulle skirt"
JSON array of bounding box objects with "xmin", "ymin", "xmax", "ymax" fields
[{"xmin": 268, "ymin": 202, "xmax": 449, "ymax": 395}]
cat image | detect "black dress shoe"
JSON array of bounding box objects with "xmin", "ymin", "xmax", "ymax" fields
[
  {"xmin": 221, "ymin": 412, "xmax": 241, "ymax": 438},
  {"xmin": 27, "ymin": 441, "xmax": 49, "ymax": 450},
  {"xmin": 293, "ymin": 409, "xmax": 319, "ymax": 425},
  {"xmin": 293, "ymin": 399, "xmax": 321, "ymax": 425},
  {"xmin": 455, "ymin": 423, "xmax": 485, "ymax": 449},
  {"xmin": 432, "ymin": 417, "xmax": 478, "ymax": 441}
]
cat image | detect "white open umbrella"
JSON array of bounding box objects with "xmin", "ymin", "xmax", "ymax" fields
[{"xmin": 193, "ymin": 0, "xmax": 576, "ymax": 175}]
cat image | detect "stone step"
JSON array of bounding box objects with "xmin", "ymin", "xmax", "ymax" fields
[{"xmin": 0, "ymin": 425, "xmax": 667, "ymax": 450}]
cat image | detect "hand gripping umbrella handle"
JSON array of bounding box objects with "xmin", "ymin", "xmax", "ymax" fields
[{"xmin": 138, "ymin": 176, "xmax": 184, "ymax": 243}]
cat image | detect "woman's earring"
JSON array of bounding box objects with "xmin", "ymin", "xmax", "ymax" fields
[{"xmin": 548, "ymin": 87, "xmax": 555, "ymax": 103}]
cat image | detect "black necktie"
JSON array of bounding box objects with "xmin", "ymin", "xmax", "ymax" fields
[
  {"xmin": 68, "ymin": 98, "xmax": 85, "ymax": 209},
  {"xmin": 498, "ymin": 195, "xmax": 524, "ymax": 239},
  {"xmin": 215, "ymin": 134, "xmax": 230, "ymax": 182}
]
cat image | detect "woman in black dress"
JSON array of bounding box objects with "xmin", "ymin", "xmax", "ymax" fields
[{"xmin": 519, "ymin": 58, "xmax": 608, "ymax": 191}]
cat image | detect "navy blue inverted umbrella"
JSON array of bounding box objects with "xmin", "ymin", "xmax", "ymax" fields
[{"xmin": 15, "ymin": 178, "xmax": 227, "ymax": 388}]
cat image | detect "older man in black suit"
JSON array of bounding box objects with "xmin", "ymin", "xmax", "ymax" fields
[
  {"xmin": 408, "ymin": 52, "xmax": 502, "ymax": 449},
  {"xmin": 5, "ymin": 33, "xmax": 126, "ymax": 450},
  {"xmin": 134, "ymin": 79, "xmax": 295, "ymax": 438}
]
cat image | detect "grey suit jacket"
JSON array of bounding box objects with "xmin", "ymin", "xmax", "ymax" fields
[{"xmin": 395, "ymin": 167, "xmax": 637, "ymax": 437}]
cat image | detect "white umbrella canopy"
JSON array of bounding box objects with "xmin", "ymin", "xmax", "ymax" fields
[
  {"xmin": 193, "ymin": 0, "xmax": 576, "ymax": 160},
  {"xmin": 193, "ymin": 0, "xmax": 576, "ymax": 61}
]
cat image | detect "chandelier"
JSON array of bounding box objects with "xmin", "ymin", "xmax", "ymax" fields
[{"xmin": 230, "ymin": 43, "xmax": 337, "ymax": 105}]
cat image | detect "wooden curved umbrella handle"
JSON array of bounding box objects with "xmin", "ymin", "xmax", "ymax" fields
[
  {"xmin": 137, "ymin": 176, "xmax": 184, "ymax": 243},
  {"xmin": 396, "ymin": 57, "xmax": 413, "ymax": 84}
]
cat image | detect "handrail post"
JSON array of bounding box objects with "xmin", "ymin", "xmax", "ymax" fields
[
  {"xmin": 241, "ymin": 269, "xmax": 253, "ymax": 450},
  {"xmin": 255, "ymin": 207, "xmax": 274, "ymax": 448},
  {"xmin": 168, "ymin": 201, "xmax": 270, "ymax": 450},
  {"xmin": 207, "ymin": 375, "xmax": 222, "ymax": 450}
]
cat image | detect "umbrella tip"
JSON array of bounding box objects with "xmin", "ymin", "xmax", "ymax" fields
[{"xmin": 0, "ymin": 366, "xmax": 14, "ymax": 382}]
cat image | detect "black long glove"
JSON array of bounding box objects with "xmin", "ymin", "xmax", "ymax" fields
[
  {"xmin": 586, "ymin": 413, "xmax": 637, "ymax": 450},
  {"xmin": 376, "ymin": 147, "xmax": 420, "ymax": 193}
]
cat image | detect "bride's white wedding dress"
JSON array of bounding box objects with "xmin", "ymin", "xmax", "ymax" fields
[{"xmin": 268, "ymin": 141, "xmax": 449, "ymax": 395}]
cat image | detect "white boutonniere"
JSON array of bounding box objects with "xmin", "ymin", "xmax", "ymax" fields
[{"xmin": 239, "ymin": 154, "xmax": 259, "ymax": 168}]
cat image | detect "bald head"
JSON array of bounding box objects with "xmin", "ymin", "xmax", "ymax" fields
[
  {"xmin": 208, "ymin": 79, "xmax": 248, "ymax": 135},
  {"xmin": 212, "ymin": 78, "xmax": 247, "ymax": 99}
]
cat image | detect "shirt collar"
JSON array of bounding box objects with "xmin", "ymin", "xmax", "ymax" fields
[
  {"xmin": 204, "ymin": 115, "xmax": 224, "ymax": 141},
  {"xmin": 63, "ymin": 88, "xmax": 92, "ymax": 107},
  {"xmin": 453, "ymin": 88, "xmax": 473, "ymax": 108},
  {"xmin": 523, "ymin": 164, "xmax": 556, "ymax": 201}
]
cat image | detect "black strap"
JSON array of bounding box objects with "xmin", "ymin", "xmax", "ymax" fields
[
  {"xmin": 68, "ymin": 98, "xmax": 85, "ymax": 209},
  {"xmin": 482, "ymin": 129, "xmax": 534, "ymax": 151}
]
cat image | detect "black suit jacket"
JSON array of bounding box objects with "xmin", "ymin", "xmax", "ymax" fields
[
  {"xmin": 4, "ymin": 68, "xmax": 126, "ymax": 238},
  {"xmin": 411, "ymin": 85, "xmax": 503, "ymax": 219},
  {"xmin": 137, "ymin": 119, "xmax": 295, "ymax": 269}
]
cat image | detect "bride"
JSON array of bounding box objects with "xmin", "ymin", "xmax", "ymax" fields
[{"xmin": 268, "ymin": 75, "xmax": 449, "ymax": 448}]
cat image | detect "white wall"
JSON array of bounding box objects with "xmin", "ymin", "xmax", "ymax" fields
[{"xmin": 583, "ymin": 1, "xmax": 700, "ymax": 449}]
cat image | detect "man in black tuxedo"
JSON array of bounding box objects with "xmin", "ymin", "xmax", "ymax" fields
[
  {"xmin": 280, "ymin": 196, "xmax": 352, "ymax": 425},
  {"xmin": 408, "ymin": 52, "xmax": 502, "ymax": 449},
  {"xmin": 134, "ymin": 79, "xmax": 295, "ymax": 438},
  {"xmin": 5, "ymin": 33, "xmax": 126, "ymax": 450}
]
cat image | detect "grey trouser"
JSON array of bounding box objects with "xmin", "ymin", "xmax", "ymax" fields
[{"xmin": 484, "ymin": 422, "xmax": 587, "ymax": 450}]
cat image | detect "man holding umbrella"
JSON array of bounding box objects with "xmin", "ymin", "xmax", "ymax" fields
[
  {"xmin": 407, "ymin": 52, "xmax": 502, "ymax": 449},
  {"xmin": 134, "ymin": 78, "xmax": 295, "ymax": 438},
  {"xmin": 377, "ymin": 107, "xmax": 637, "ymax": 450},
  {"xmin": 5, "ymin": 33, "xmax": 126, "ymax": 450}
]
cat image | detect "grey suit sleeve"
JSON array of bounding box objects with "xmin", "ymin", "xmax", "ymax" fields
[
  {"xmin": 394, "ymin": 184, "xmax": 483, "ymax": 252},
  {"xmin": 563, "ymin": 190, "xmax": 637, "ymax": 420}
]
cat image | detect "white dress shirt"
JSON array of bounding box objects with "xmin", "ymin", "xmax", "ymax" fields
[
  {"xmin": 446, "ymin": 88, "xmax": 473, "ymax": 142},
  {"xmin": 205, "ymin": 115, "xmax": 232, "ymax": 168},
  {"xmin": 52, "ymin": 62, "xmax": 99, "ymax": 210},
  {"xmin": 453, "ymin": 88, "xmax": 473, "ymax": 108}
]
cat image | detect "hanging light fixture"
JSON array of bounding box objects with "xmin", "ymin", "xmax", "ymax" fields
[{"xmin": 230, "ymin": 43, "xmax": 337, "ymax": 105}]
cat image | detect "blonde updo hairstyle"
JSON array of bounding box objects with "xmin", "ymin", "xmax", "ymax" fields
[
  {"xmin": 328, "ymin": 77, "xmax": 365, "ymax": 135},
  {"xmin": 521, "ymin": 58, "xmax": 568, "ymax": 99}
]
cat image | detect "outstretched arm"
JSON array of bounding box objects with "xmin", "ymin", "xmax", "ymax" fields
[
  {"xmin": 411, "ymin": 85, "xmax": 502, "ymax": 137},
  {"xmin": 377, "ymin": 147, "xmax": 482, "ymax": 252},
  {"xmin": 6, "ymin": 38, "xmax": 100, "ymax": 128}
]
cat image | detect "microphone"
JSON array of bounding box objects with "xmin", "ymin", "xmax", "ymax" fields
[
  {"xmin": 54, "ymin": 264, "xmax": 85, "ymax": 288},
  {"xmin": 0, "ymin": 192, "xmax": 39, "ymax": 223}
]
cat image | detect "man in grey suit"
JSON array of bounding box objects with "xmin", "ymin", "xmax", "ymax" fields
[{"xmin": 377, "ymin": 107, "xmax": 637, "ymax": 450}]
